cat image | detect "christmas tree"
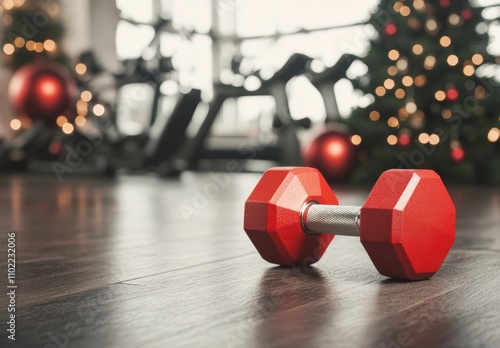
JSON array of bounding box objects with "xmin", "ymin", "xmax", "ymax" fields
[
  {"xmin": 1, "ymin": 0, "xmax": 69, "ymax": 70},
  {"xmin": 348, "ymin": 0, "xmax": 500, "ymax": 184},
  {"xmin": 1, "ymin": 0, "xmax": 85, "ymax": 166}
]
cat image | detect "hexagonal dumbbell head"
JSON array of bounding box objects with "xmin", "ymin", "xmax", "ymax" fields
[
  {"xmin": 244, "ymin": 167, "xmax": 338, "ymax": 266},
  {"xmin": 360, "ymin": 170, "xmax": 456, "ymax": 280}
]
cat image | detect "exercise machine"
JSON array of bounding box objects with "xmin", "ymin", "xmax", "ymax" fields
[
  {"xmin": 169, "ymin": 53, "xmax": 314, "ymax": 173},
  {"xmin": 76, "ymin": 17, "xmax": 202, "ymax": 173}
]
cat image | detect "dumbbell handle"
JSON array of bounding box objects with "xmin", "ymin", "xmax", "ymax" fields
[{"xmin": 301, "ymin": 202, "xmax": 361, "ymax": 237}]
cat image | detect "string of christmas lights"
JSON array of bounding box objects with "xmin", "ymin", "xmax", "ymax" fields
[{"xmin": 348, "ymin": 0, "xmax": 500, "ymax": 182}]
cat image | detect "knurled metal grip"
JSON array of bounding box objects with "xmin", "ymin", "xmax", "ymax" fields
[{"xmin": 301, "ymin": 202, "xmax": 361, "ymax": 237}]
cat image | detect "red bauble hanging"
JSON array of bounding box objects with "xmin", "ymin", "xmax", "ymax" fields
[
  {"xmin": 439, "ymin": 0, "xmax": 451, "ymax": 8},
  {"xmin": 461, "ymin": 9, "xmax": 472, "ymax": 20},
  {"xmin": 303, "ymin": 130, "xmax": 358, "ymax": 182},
  {"xmin": 446, "ymin": 88, "xmax": 459, "ymax": 101},
  {"xmin": 398, "ymin": 132, "xmax": 412, "ymax": 147},
  {"xmin": 385, "ymin": 23, "xmax": 397, "ymax": 36},
  {"xmin": 8, "ymin": 60, "xmax": 77, "ymax": 126},
  {"xmin": 450, "ymin": 146, "xmax": 465, "ymax": 162}
]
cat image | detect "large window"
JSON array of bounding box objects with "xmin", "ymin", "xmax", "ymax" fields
[{"xmin": 115, "ymin": 0, "xmax": 500, "ymax": 134}]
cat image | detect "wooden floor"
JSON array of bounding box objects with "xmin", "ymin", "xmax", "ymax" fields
[{"xmin": 0, "ymin": 172, "xmax": 499, "ymax": 348}]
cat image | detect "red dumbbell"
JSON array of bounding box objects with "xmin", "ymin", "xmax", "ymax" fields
[{"xmin": 244, "ymin": 167, "xmax": 456, "ymax": 280}]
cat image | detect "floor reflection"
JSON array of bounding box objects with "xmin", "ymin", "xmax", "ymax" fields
[
  {"xmin": 366, "ymin": 279, "xmax": 456, "ymax": 348},
  {"xmin": 252, "ymin": 266, "xmax": 334, "ymax": 348},
  {"xmin": 10, "ymin": 177, "xmax": 22, "ymax": 230}
]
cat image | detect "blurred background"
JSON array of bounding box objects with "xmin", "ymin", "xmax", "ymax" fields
[{"xmin": 0, "ymin": 0, "xmax": 499, "ymax": 183}]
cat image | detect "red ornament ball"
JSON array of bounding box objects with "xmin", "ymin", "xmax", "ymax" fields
[
  {"xmin": 385, "ymin": 23, "xmax": 397, "ymax": 36},
  {"xmin": 303, "ymin": 130, "xmax": 358, "ymax": 182},
  {"xmin": 461, "ymin": 9, "xmax": 472, "ymax": 20},
  {"xmin": 439, "ymin": 0, "xmax": 451, "ymax": 8},
  {"xmin": 9, "ymin": 60, "xmax": 77, "ymax": 126},
  {"xmin": 451, "ymin": 147, "xmax": 465, "ymax": 162},
  {"xmin": 398, "ymin": 133, "xmax": 412, "ymax": 147},
  {"xmin": 446, "ymin": 88, "xmax": 459, "ymax": 101}
]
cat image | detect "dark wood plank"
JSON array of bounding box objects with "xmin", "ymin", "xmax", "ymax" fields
[
  {"xmin": 0, "ymin": 173, "xmax": 499, "ymax": 348},
  {"xmin": 10, "ymin": 247, "xmax": 500, "ymax": 347}
]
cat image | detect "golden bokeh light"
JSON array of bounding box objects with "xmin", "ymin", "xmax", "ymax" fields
[
  {"xmin": 449, "ymin": 14, "xmax": 461, "ymax": 26},
  {"xmin": 388, "ymin": 117, "xmax": 399, "ymax": 128},
  {"xmin": 472, "ymin": 53, "xmax": 483, "ymax": 65},
  {"xmin": 14, "ymin": 37, "xmax": 25, "ymax": 48},
  {"xmin": 62, "ymin": 123, "xmax": 74, "ymax": 135},
  {"xmin": 463, "ymin": 65, "xmax": 475, "ymax": 76},
  {"xmin": 412, "ymin": 44, "xmax": 424, "ymax": 55},
  {"xmin": 487, "ymin": 128, "xmax": 500, "ymax": 142},
  {"xmin": 413, "ymin": 0, "xmax": 425, "ymax": 10},
  {"xmin": 442, "ymin": 109, "xmax": 452, "ymax": 119},
  {"xmin": 397, "ymin": 59, "xmax": 408, "ymax": 71},
  {"xmin": 3, "ymin": 43, "xmax": 14, "ymax": 55},
  {"xmin": 26, "ymin": 40, "xmax": 35, "ymax": 51},
  {"xmin": 384, "ymin": 79, "xmax": 395, "ymax": 90},
  {"xmin": 369, "ymin": 111, "xmax": 380, "ymax": 121},
  {"xmin": 81, "ymin": 90, "xmax": 93, "ymax": 102},
  {"xmin": 34, "ymin": 42, "xmax": 44, "ymax": 53},
  {"xmin": 351, "ymin": 135, "xmax": 362, "ymax": 146},
  {"xmin": 56, "ymin": 115, "xmax": 68, "ymax": 127},
  {"xmin": 406, "ymin": 101, "xmax": 417, "ymax": 114},
  {"xmin": 93, "ymin": 104, "xmax": 105, "ymax": 116},
  {"xmin": 447, "ymin": 55, "xmax": 459, "ymax": 66},
  {"xmin": 10, "ymin": 119, "xmax": 21, "ymax": 130},
  {"xmin": 435, "ymin": 90, "xmax": 446, "ymax": 101},
  {"xmin": 388, "ymin": 66, "xmax": 398, "ymax": 76},
  {"xmin": 440, "ymin": 36, "xmax": 451, "ymax": 47},
  {"xmin": 414, "ymin": 75, "xmax": 427, "ymax": 87},
  {"xmin": 76, "ymin": 100, "xmax": 88, "ymax": 113},
  {"xmin": 75, "ymin": 63, "xmax": 87, "ymax": 75},
  {"xmin": 387, "ymin": 135, "xmax": 398, "ymax": 145},
  {"xmin": 418, "ymin": 133, "xmax": 430, "ymax": 144},
  {"xmin": 375, "ymin": 86, "xmax": 387, "ymax": 97},
  {"xmin": 400, "ymin": 6, "xmax": 411, "ymax": 16},
  {"xmin": 426, "ymin": 19, "xmax": 437, "ymax": 32},
  {"xmin": 75, "ymin": 116, "xmax": 87, "ymax": 127},
  {"xmin": 429, "ymin": 134, "xmax": 440, "ymax": 145},
  {"xmin": 393, "ymin": 2, "xmax": 403, "ymax": 12},
  {"xmin": 395, "ymin": 88, "xmax": 406, "ymax": 99},
  {"xmin": 402, "ymin": 76, "xmax": 413, "ymax": 87},
  {"xmin": 43, "ymin": 39, "xmax": 57, "ymax": 52},
  {"xmin": 3, "ymin": 0, "xmax": 14, "ymax": 10},
  {"xmin": 424, "ymin": 56, "xmax": 436, "ymax": 70},
  {"xmin": 388, "ymin": 49, "xmax": 400, "ymax": 61}
]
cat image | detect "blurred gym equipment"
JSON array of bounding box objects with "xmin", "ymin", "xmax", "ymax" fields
[{"xmin": 168, "ymin": 53, "xmax": 313, "ymax": 174}]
